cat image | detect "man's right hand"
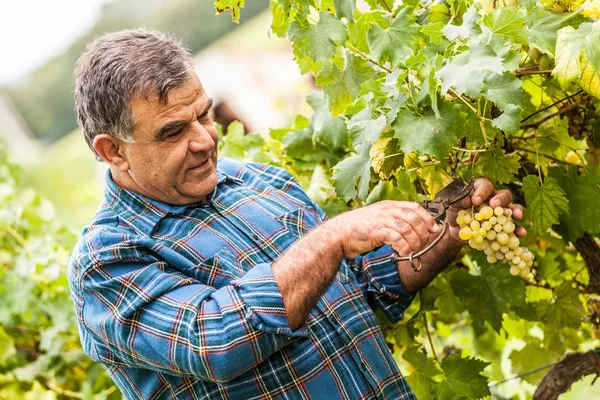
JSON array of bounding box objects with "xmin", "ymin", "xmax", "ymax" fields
[{"xmin": 327, "ymin": 201, "xmax": 440, "ymax": 259}]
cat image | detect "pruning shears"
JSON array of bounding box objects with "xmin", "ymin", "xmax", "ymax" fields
[{"xmin": 391, "ymin": 177, "xmax": 475, "ymax": 271}]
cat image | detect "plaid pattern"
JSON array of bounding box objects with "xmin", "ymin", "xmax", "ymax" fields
[{"xmin": 68, "ymin": 158, "xmax": 417, "ymax": 399}]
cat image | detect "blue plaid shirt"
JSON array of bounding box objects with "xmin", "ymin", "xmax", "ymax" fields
[{"xmin": 68, "ymin": 158, "xmax": 417, "ymax": 399}]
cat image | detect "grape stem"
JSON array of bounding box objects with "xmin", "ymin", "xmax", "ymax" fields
[
  {"xmin": 514, "ymin": 65, "xmax": 553, "ymax": 76},
  {"xmin": 520, "ymin": 89, "xmax": 584, "ymax": 123},
  {"xmin": 423, "ymin": 313, "xmax": 439, "ymax": 363},
  {"xmin": 345, "ymin": 42, "xmax": 392, "ymax": 73},
  {"xmin": 520, "ymin": 94, "xmax": 591, "ymax": 130},
  {"xmin": 380, "ymin": 0, "xmax": 392, "ymax": 12}
]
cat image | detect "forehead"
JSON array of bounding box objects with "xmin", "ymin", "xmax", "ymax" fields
[{"xmin": 129, "ymin": 76, "xmax": 207, "ymax": 132}]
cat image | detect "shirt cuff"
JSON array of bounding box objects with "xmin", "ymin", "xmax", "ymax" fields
[
  {"xmin": 233, "ymin": 263, "xmax": 311, "ymax": 338},
  {"xmin": 362, "ymin": 246, "xmax": 416, "ymax": 322}
]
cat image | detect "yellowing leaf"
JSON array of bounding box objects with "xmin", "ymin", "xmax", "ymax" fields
[{"xmin": 553, "ymin": 22, "xmax": 600, "ymax": 99}]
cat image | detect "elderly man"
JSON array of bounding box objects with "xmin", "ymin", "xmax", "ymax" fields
[{"xmin": 69, "ymin": 29, "xmax": 524, "ymax": 399}]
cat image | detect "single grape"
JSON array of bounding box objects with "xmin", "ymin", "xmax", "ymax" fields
[
  {"xmin": 497, "ymin": 232, "xmax": 509, "ymax": 245},
  {"xmin": 503, "ymin": 222, "xmax": 515, "ymax": 234},
  {"xmin": 521, "ymin": 251, "xmax": 533, "ymax": 262},
  {"xmin": 505, "ymin": 251, "xmax": 515, "ymax": 260},
  {"xmin": 474, "ymin": 235, "xmax": 484, "ymax": 244},
  {"xmin": 510, "ymin": 265, "xmax": 520, "ymax": 275},
  {"xmin": 486, "ymin": 230, "xmax": 497, "ymax": 240},
  {"xmin": 487, "ymin": 255, "xmax": 497, "ymax": 263},
  {"xmin": 475, "ymin": 212, "xmax": 484, "ymax": 221},
  {"xmin": 494, "ymin": 207, "xmax": 504, "ymax": 216},
  {"xmin": 512, "ymin": 256, "xmax": 521, "ymax": 265},
  {"xmin": 494, "ymin": 224, "xmax": 503, "ymax": 232},
  {"xmin": 508, "ymin": 235, "xmax": 520, "ymax": 249},
  {"xmin": 481, "ymin": 221, "xmax": 492, "ymax": 231},
  {"xmin": 471, "ymin": 220, "xmax": 481, "ymax": 230},
  {"xmin": 484, "ymin": 247, "xmax": 494, "ymax": 256},
  {"xmin": 480, "ymin": 206, "xmax": 494, "ymax": 219},
  {"xmin": 514, "ymin": 247, "xmax": 524, "ymax": 256},
  {"xmin": 489, "ymin": 216, "xmax": 497, "ymax": 225},
  {"xmin": 459, "ymin": 227, "xmax": 473, "ymax": 240},
  {"xmin": 518, "ymin": 260, "xmax": 527, "ymax": 269},
  {"xmin": 491, "ymin": 242, "xmax": 501, "ymax": 251},
  {"xmin": 503, "ymin": 208, "xmax": 512, "ymax": 218},
  {"xmin": 463, "ymin": 214, "xmax": 472, "ymax": 224},
  {"xmin": 495, "ymin": 251, "xmax": 505, "ymax": 260},
  {"xmin": 457, "ymin": 215, "xmax": 465, "ymax": 226},
  {"xmin": 497, "ymin": 215, "xmax": 507, "ymax": 225},
  {"xmin": 500, "ymin": 245, "xmax": 509, "ymax": 253}
]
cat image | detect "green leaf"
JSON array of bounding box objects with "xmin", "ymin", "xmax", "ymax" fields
[
  {"xmin": 392, "ymin": 103, "xmax": 462, "ymax": 160},
  {"xmin": 483, "ymin": 72, "xmax": 525, "ymax": 112},
  {"xmin": 536, "ymin": 281, "xmax": 584, "ymax": 330},
  {"xmin": 348, "ymin": 108, "xmax": 386, "ymax": 149},
  {"xmin": 367, "ymin": 7, "xmax": 421, "ymax": 67},
  {"xmin": 491, "ymin": 103, "xmax": 522, "ymax": 133},
  {"xmin": 553, "ymin": 22, "xmax": 600, "ymax": 99},
  {"xmin": 421, "ymin": 22, "xmax": 445, "ymax": 45},
  {"xmin": 0, "ymin": 326, "xmax": 16, "ymax": 365},
  {"xmin": 442, "ymin": 6, "xmax": 481, "ymax": 41},
  {"xmin": 522, "ymin": 176, "xmax": 569, "ymax": 233},
  {"xmin": 436, "ymin": 42, "xmax": 505, "ymax": 97},
  {"xmin": 270, "ymin": 1, "xmax": 295, "ymax": 37},
  {"xmin": 478, "ymin": 149, "xmax": 521, "ymax": 184},
  {"xmin": 483, "ymin": 8, "xmax": 529, "ymax": 44},
  {"xmin": 347, "ymin": 10, "xmax": 388, "ymax": 53},
  {"xmin": 334, "ymin": 0, "xmax": 355, "ymax": 21},
  {"xmin": 289, "ymin": 12, "xmax": 347, "ymax": 65},
  {"xmin": 509, "ymin": 341, "xmax": 558, "ymax": 384},
  {"xmin": 306, "ymin": 92, "xmax": 348, "ymax": 149},
  {"xmin": 316, "ymin": 52, "xmax": 378, "ymax": 116},
  {"xmin": 404, "ymin": 347, "xmax": 443, "ymax": 400},
  {"xmin": 332, "ymin": 145, "xmax": 372, "ymax": 200},
  {"xmin": 215, "ymin": 0, "xmax": 246, "ymax": 23},
  {"xmin": 449, "ymin": 269, "xmax": 505, "ymax": 334},
  {"xmin": 433, "ymin": 354, "xmax": 491, "ymax": 400},
  {"xmin": 549, "ymin": 165, "xmax": 600, "ymax": 241},
  {"xmin": 526, "ymin": 6, "xmax": 582, "ymax": 58}
]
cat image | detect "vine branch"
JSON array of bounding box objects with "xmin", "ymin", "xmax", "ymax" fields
[
  {"xmin": 521, "ymin": 90, "xmax": 584, "ymax": 123},
  {"xmin": 520, "ymin": 95, "xmax": 591, "ymax": 130}
]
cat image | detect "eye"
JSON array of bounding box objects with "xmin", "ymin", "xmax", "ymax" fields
[{"xmin": 167, "ymin": 129, "xmax": 183, "ymax": 139}]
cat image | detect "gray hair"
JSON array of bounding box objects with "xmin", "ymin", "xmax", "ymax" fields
[{"xmin": 74, "ymin": 29, "xmax": 195, "ymax": 160}]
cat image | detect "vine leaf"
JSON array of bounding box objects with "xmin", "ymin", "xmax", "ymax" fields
[
  {"xmin": 435, "ymin": 42, "xmax": 505, "ymax": 97},
  {"xmin": 289, "ymin": 12, "xmax": 347, "ymax": 65},
  {"xmin": 509, "ymin": 340, "xmax": 558, "ymax": 384},
  {"xmin": 526, "ymin": 7, "xmax": 579, "ymax": 58},
  {"xmin": 316, "ymin": 52, "xmax": 377, "ymax": 116},
  {"xmin": 483, "ymin": 72, "xmax": 525, "ymax": 111},
  {"xmin": 548, "ymin": 165, "xmax": 600, "ymax": 241},
  {"xmin": 392, "ymin": 104, "xmax": 462, "ymax": 160},
  {"xmin": 334, "ymin": 0, "xmax": 356, "ymax": 21},
  {"xmin": 433, "ymin": 354, "xmax": 491, "ymax": 400},
  {"xmin": 215, "ymin": 0, "xmax": 246, "ymax": 23},
  {"xmin": 553, "ymin": 22, "xmax": 600, "ymax": 99},
  {"xmin": 347, "ymin": 10, "xmax": 388, "ymax": 53},
  {"xmin": 306, "ymin": 92, "xmax": 348, "ymax": 150},
  {"xmin": 478, "ymin": 150, "xmax": 521, "ymax": 184},
  {"xmin": 442, "ymin": 6, "xmax": 481, "ymax": 41},
  {"xmin": 404, "ymin": 347, "xmax": 442, "ymax": 400},
  {"xmin": 491, "ymin": 103, "xmax": 522, "ymax": 133},
  {"xmin": 536, "ymin": 281, "xmax": 584, "ymax": 329},
  {"xmin": 347, "ymin": 108, "xmax": 386, "ymax": 149},
  {"xmin": 421, "ymin": 22, "xmax": 445, "ymax": 45},
  {"xmin": 522, "ymin": 176, "xmax": 569, "ymax": 233},
  {"xmin": 482, "ymin": 8, "xmax": 529, "ymax": 44},
  {"xmin": 367, "ymin": 7, "xmax": 421, "ymax": 67},
  {"xmin": 332, "ymin": 145, "xmax": 371, "ymax": 200}
]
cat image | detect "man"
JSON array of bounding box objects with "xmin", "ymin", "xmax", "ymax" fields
[{"xmin": 69, "ymin": 29, "xmax": 525, "ymax": 399}]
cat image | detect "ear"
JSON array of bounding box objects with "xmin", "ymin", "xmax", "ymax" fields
[{"xmin": 93, "ymin": 134, "xmax": 130, "ymax": 172}]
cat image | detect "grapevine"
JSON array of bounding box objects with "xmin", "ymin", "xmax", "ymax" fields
[{"xmin": 215, "ymin": 1, "xmax": 600, "ymax": 398}]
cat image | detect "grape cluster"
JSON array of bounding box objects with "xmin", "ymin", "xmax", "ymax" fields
[
  {"xmin": 563, "ymin": 96, "xmax": 600, "ymax": 167},
  {"xmin": 456, "ymin": 205, "xmax": 534, "ymax": 277}
]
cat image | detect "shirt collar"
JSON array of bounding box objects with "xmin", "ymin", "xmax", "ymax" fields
[{"xmin": 104, "ymin": 166, "xmax": 242, "ymax": 235}]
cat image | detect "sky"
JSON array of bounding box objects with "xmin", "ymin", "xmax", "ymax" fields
[{"xmin": 0, "ymin": 0, "xmax": 108, "ymax": 84}]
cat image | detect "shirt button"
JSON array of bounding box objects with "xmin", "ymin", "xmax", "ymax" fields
[
  {"xmin": 360, "ymin": 361, "xmax": 367, "ymax": 370},
  {"xmin": 251, "ymin": 234, "xmax": 259, "ymax": 240}
]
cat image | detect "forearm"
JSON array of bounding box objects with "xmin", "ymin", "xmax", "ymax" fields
[
  {"xmin": 272, "ymin": 222, "xmax": 344, "ymax": 330},
  {"xmin": 397, "ymin": 229, "xmax": 463, "ymax": 293}
]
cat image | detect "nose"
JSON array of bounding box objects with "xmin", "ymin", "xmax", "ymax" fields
[{"xmin": 188, "ymin": 122, "xmax": 216, "ymax": 153}]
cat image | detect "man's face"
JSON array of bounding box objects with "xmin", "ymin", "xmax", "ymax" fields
[{"xmin": 120, "ymin": 75, "xmax": 219, "ymax": 205}]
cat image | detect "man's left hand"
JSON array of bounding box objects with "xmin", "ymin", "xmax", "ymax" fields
[{"xmin": 445, "ymin": 178, "xmax": 527, "ymax": 247}]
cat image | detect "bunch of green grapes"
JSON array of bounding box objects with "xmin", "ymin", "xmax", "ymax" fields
[{"xmin": 457, "ymin": 204, "xmax": 534, "ymax": 277}]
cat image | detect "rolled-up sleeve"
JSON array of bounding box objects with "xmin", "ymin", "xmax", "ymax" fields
[{"xmin": 70, "ymin": 232, "xmax": 309, "ymax": 384}]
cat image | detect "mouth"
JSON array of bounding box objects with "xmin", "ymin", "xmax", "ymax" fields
[{"xmin": 188, "ymin": 158, "xmax": 210, "ymax": 171}]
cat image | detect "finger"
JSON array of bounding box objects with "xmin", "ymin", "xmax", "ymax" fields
[
  {"xmin": 385, "ymin": 217, "xmax": 425, "ymax": 253},
  {"xmin": 396, "ymin": 202, "xmax": 438, "ymax": 233},
  {"xmin": 390, "ymin": 208, "xmax": 431, "ymax": 244},
  {"xmin": 488, "ymin": 189, "xmax": 513, "ymax": 208},
  {"xmin": 380, "ymin": 228, "xmax": 411, "ymax": 256},
  {"xmin": 515, "ymin": 225, "xmax": 527, "ymax": 237},
  {"xmin": 509, "ymin": 204, "xmax": 524, "ymax": 220},
  {"xmin": 470, "ymin": 178, "xmax": 496, "ymax": 206}
]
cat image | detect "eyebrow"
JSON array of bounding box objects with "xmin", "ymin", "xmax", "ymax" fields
[{"xmin": 155, "ymin": 97, "xmax": 214, "ymax": 139}]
